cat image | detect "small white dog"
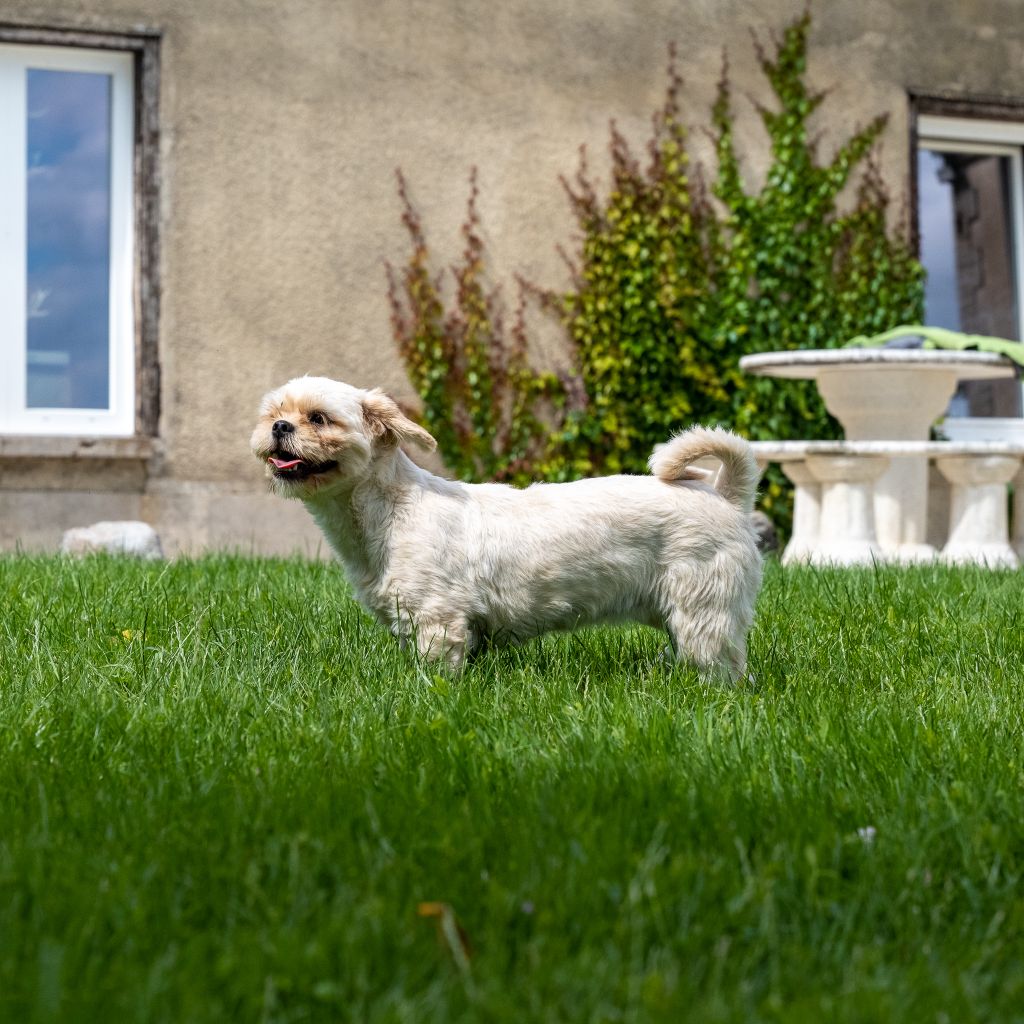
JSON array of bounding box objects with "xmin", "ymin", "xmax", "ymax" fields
[{"xmin": 251, "ymin": 376, "xmax": 763, "ymax": 681}]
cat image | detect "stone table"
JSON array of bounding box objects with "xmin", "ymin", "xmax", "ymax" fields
[{"xmin": 740, "ymin": 348, "xmax": 1017, "ymax": 561}]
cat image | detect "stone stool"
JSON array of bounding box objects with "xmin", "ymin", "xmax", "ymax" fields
[
  {"xmin": 804, "ymin": 454, "xmax": 890, "ymax": 566},
  {"xmin": 1013, "ymin": 463, "xmax": 1024, "ymax": 561},
  {"xmin": 935, "ymin": 454, "xmax": 1022, "ymax": 568},
  {"xmin": 780, "ymin": 460, "xmax": 821, "ymax": 565}
]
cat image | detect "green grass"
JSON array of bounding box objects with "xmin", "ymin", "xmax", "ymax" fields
[{"xmin": 2, "ymin": 554, "xmax": 1023, "ymax": 1023}]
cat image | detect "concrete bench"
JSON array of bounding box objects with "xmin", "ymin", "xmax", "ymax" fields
[{"xmin": 751, "ymin": 440, "xmax": 1024, "ymax": 568}]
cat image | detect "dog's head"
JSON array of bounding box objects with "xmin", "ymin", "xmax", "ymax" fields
[{"xmin": 250, "ymin": 376, "xmax": 436, "ymax": 498}]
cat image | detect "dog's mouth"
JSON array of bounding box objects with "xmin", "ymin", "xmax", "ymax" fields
[{"xmin": 267, "ymin": 453, "xmax": 338, "ymax": 481}]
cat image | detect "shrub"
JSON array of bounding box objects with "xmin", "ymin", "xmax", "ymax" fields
[{"xmin": 386, "ymin": 12, "xmax": 925, "ymax": 523}]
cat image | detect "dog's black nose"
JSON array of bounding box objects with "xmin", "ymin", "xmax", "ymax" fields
[{"xmin": 272, "ymin": 419, "xmax": 294, "ymax": 436}]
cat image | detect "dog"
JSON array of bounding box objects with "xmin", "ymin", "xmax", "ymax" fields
[{"xmin": 251, "ymin": 376, "xmax": 763, "ymax": 681}]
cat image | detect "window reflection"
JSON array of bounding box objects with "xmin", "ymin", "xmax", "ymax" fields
[
  {"xmin": 918, "ymin": 148, "xmax": 1018, "ymax": 340},
  {"xmin": 26, "ymin": 68, "xmax": 112, "ymax": 410},
  {"xmin": 918, "ymin": 145, "xmax": 1021, "ymax": 417},
  {"xmin": 917, "ymin": 149, "xmax": 961, "ymax": 330}
]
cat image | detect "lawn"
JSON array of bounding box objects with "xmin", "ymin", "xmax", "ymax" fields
[{"xmin": 1, "ymin": 554, "xmax": 1023, "ymax": 1023}]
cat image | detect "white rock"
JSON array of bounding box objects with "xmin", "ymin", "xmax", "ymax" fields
[{"xmin": 60, "ymin": 521, "xmax": 164, "ymax": 560}]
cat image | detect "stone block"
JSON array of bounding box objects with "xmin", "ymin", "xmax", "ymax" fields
[{"xmin": 60, "ymin": 520, "xmax": 164, "ymax": 560}]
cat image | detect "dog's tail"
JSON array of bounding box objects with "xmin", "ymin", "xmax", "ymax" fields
[{"xmin": 648, "ymin": 426, "xmax": 759, "ymax": 513}]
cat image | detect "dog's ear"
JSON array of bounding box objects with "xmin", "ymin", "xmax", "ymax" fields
[{"xmin": 362, "ymin": 389, "xmax": 437, "ymax": 451}]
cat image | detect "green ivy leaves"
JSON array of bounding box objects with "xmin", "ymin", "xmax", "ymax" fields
[{"xmin": 387, "ymin": 12, "xmax": 925, "ymax": 529}]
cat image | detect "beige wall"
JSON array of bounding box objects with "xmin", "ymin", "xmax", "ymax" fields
[{"xmin": 4, "ymin": 0, "xmax": 1024, "ymax": 554}]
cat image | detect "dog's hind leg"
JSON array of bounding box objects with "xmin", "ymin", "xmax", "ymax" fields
[
  {"xmin": 661, "ymin": 567, "xmax": 754, "ymax": 684},
  {"xmin": 665, "ymin": 608, "xmax": 746, "ymax": 683}
]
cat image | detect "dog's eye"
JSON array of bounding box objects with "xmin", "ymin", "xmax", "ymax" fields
[{"xmin": 308, "ymin": 411, "xmax": 327, "ymax": 426}]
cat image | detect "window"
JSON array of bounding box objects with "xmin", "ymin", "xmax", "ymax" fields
[
  {"xmin": 0, "ymin": 39, "xmax": 145, "ymax": 436},
  {"xmin": 916, "ymin": 111, "xmax": 1024, "ymax": 416}
]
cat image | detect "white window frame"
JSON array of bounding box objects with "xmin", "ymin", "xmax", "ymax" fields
[
  {"xmin": 917, "ymin": 114, "xmax": 1024, "ymax": 344},
  {"xmin": 0, "ymin": 43, "xmax": 135, "ymax": 436}
]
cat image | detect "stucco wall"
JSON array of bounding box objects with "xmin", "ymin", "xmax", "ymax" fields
[{"xmin": 3, "ymin": 0, "xmax": 1024, "ymax": 554}]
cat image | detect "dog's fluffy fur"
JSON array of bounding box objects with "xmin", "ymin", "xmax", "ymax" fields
[{"xmin": 251, "ymin": 376, "xmax": 763, "ymax": 681}]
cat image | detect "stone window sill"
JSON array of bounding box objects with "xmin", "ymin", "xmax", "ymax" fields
[
  {"xmin": 0, "ymin": 436, "xmax": 159, "ymax": 492},
  {"xmin": 0, "ymin": 435, "xmax": 157, "ymax": 460}
]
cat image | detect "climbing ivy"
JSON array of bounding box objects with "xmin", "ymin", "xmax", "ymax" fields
[
  {"xmin": 386, "ymin": 169, "xmax": 562, "ymax": 483},
  {"xmin": 387, "ymin": 12, "xmax": 925, "ymax": 523}
]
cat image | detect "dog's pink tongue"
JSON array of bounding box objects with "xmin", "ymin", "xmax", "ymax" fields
[{"xmin": 269, "ymin": 456, "xmax": 303, "ymax": 470}]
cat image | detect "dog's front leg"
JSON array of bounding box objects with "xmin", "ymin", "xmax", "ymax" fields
[
  {"xmin": 387, "ymin": 604, "xmax": 465, "ymax": 670},
  {"xmin": 411, "ymin": 620, "xmax": 468, "ymax": 672}
]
